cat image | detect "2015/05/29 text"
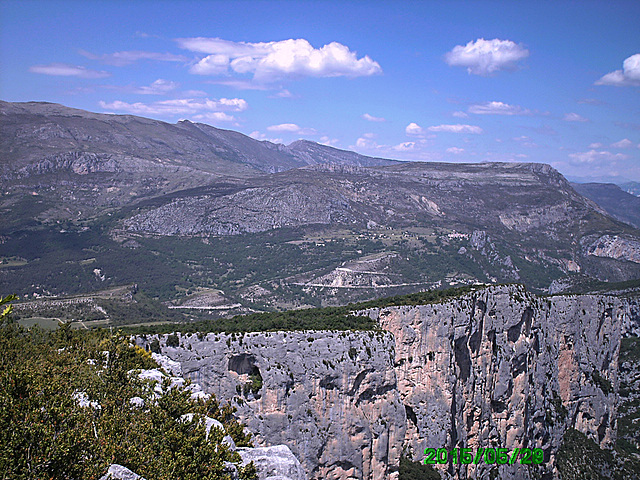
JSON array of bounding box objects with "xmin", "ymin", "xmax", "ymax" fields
[{"xmin": 423, "ymin": 447, "xmax": 544, "ymax": 465}]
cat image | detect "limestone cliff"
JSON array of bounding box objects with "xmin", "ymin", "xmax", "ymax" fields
[
  {"xmin": 363, "ymin": 285, "xmax": 621, "ymax": 479},
  {"xmin": 143, "ymin": 330, "xmax": 405, "ymax": 480},
  {"xmin": 142, "ymin": 285, "xmax": 624, "ymax": 480}
]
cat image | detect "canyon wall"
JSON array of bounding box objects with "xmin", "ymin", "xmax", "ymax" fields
[
  {"xmin": 141, "ymin": 330, "xmax": 405, "ymax": 480},
  {"xmin": 141, "ymin": 285, "xmax": 624, "ymax": 480},
  {"xmin": 363, "ymin": 285, "xmax": 621, "ymax": 479}
]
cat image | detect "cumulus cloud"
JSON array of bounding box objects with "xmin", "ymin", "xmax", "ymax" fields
[
  {"xmin": 444, "ymin": 38, "xmax": 529, "ymax": 76},
  {"xmin": 611, "ymin": 138, "xmax": 633, "ymax": 148},
  {"xmin": 362, "ymin": 113, "xmax": 385, "ymax": 122},
  {"xmin": 266, "ymin": 123, "xmax": 317, "ymax": 135},
  {"xmin": 177, "ymin": 37, "xmax": 381, "ymax": 81},
  {"xmin": 568, "ymin": 149, "xmax": 628, "ymax": 164},
  {"xmin": 192, "ymin": 112, "xmax": 236, "ymax": 123},
  {"xmin": 355, "ymin": 136, "xmax": 376, "ymax": 149},
  {"xmin": 79, "ymin": 50, "xmax": 187, "ymax": 66},
  {"xmin": 29, "ymin": 63, "xmax": 110, "ymax": 78},
  {"xmin": 596, "ymin": 54, "xmax": 640, "ymax": 87},
  {"xmin": 405, "ymin": 122, "xmax": 425, "ymax": 135},
  {"xmin": 452, "ymin": 111, "xmax": 469, "ymax": 118},
  {"xmin": 563, "ymin": 112, "xmax": 589, "ymax": 122},
  {"xmin": 427, "ymin": 124, "xmax": 483, "ymax": 134},
  {"xmin": 468, "ymin": 101, "xmax": 531, "ymax": 116},
  {"xmin": 446, "ymin": 147, "xmax": 465, "ymax": 154},
  {"xmin": 589, "ymin": 142, "xmax": 604, "ymax": 149},
  {"xmin": 98, "ymin": 97, "xmax": 247, "ymax": 122}
]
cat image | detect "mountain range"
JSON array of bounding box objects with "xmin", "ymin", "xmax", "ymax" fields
[{"xmin": 1, "ymin": 100, "xmax": 640, "ymax": 314}]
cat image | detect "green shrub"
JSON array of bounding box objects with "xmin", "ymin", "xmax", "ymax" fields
[{"xmin": 0, "ymin": 323, "xmax": 256, "ymax": 480}]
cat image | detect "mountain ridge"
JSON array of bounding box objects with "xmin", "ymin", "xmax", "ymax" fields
[{"xmin": 2, "ymin": 100, "xmax": 640, "ymax": 308}]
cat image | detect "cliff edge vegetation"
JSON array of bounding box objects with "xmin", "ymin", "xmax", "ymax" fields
[{"xmin": 0, "ymin": 307, "xmax": 256, "ymax": 480}]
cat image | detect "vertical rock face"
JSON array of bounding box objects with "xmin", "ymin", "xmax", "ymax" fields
[
  {"xmin": 363, "ymin": 285, "xmax": 622, "ymax": 479},
  {"xmin": 149, "ymin": 331, "xmax": 405, "ymax": 480},
  {"xmin": 145, "ymin": 285, "xmax": 623, "ymax": 480}
]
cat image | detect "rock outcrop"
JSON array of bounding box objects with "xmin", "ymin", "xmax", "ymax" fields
[
  {"xmin": 238, "ymin": 445, "xmax": 308, "ymax": 480},
  {"xmin": 99, "ymin": 464, "xmax": 146, "ymax": 480},
  {"xmin": 139, "ymin": 330, "xmax": 405, "ymax": 480},
  {"xmin": 139, "ymin": 285, "xmax": 625, "ymax": 480},
  {"xmin": 363, "ymin": 284, "xmax": 621, "ymax": 479}
]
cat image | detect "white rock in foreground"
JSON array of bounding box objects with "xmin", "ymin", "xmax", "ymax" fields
[
  {"xmin": 99, "ymin": 464, "xmax": 145, "ymax": 480},
  {"xmin": 238, "ymin": 445, "xmax": 308, "ymax": 480}
]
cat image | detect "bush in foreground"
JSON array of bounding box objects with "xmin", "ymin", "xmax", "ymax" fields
[{"xmin": 0, "ymin": 321, "xmax": 256, "ymax": 480}]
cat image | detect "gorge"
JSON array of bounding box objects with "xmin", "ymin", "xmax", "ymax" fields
[{"xmin": 137, "ymin": 284, "xmax": 633, "ymax": 480}]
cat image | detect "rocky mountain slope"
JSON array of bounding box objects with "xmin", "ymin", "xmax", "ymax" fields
[
  {"xmin": 0, "ymin": 101, "xmax": 395, "ymax": 221},
  {"xmin": 123, "ymin": 161, "xmax": 640, "ymax": 288},
  {"xmin": 2, "ymin": 100, "xmax": 640, "ymax": 309},
  {"xmin": 0, "ymin": 101, "xmax": 395, "ymax": 177},
  {"xmin": 138, "ymin": 285, "xmax": 630, "ymax": 480},
  {"xmin": 571, "ymin": 182, "xmax": 640, "ymax": 229}
]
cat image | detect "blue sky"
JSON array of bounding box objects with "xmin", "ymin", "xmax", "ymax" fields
[{"xmin": 1, "ymin": 0, "xmax": 639, "ymax": 182}]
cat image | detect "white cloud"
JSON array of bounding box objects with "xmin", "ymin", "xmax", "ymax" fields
[
  {"xmin": 79, "ymin": 50, "xmax": 187, "ymax": 67},
  {"xmin": 249, "ymin": 131, "xmax": 283, "ymax": 144},
  {"xmin": 362, "ymin": 113, "xmax": 386, "ymax": 122},
  {"xmin": 452, "ymin": 111, "xmax": 469, "ymax": 118},
  {"xmin": 444, "ymin": 38, "xmax": 529, "ymax": 76},
  {"xmin": 563, "ymin": 112, "xmax": 589, "ymax": 122},
  {"xmin": 568, "ymin": 149, "xmax": 628, "ymax": 164},
  {"xmin": 611, "ymin": 138, "xmax": 633, "ymax": 148},
  {"xmin": 578, "ymin": 98, "xmax": 606, "ymax": 105},
  {"xmin": 589, "ymin": 142, "xmax": 604, "ymax": 149},
  {"xmin": 352, "ymin": 136, "xmax": 440, "ymax": 161},
  {"xmin": 29, "ymin": 63, "xmax": 110, "ymax": 78},
  {"xmin": 177, "ymin": 37, "xmax": 381, "ymax": 81},
  {"xmin": 596, "ymin": 53, "xmax": 640, "ymax": 87},
  {"xmin": 355, "ymin": 136, "xmax": 414, "ymax": 152},
  {"xmin": 513, "ymin": 136, "xmax": 538, "ymax": 148},
  {"xmin": 355, "ymin": 136, "xmax": 376, "ymax": 149},
  {"xmin": 272, "ymin": 89, "xmax": 294, "ymax": 98},
  {"xmin": 181, "ymin": 89, "xmax": 208, "ymax": 97},
  {"xmin": 319, "ymin": 136, "xmax": 339, "ymax": 146},
  {"xmin": 190, "ymin": 54, "xmax": 230, "ymax": 75},
  {"xmin": 192, "ymin": 112, "xmax": 236, "ymax": 123},
  {"xmin": 98, "ymin": 97, "xmax": 247, "ymax": 122},
  {"xmin": 446, "ymin": 147, "xmax": 465, "ymax": 154},
  {"xmin": 132, "ymin": 79, "xmax": 178, "ymax": 95},
  {"xmin": 405, "ymin": 122, "xmax": 425, "ymax": 135},
  {"xmin": 217, "ymin": 98, "xmax": 249, "ymax": 110},
  {"xmin": 427, "ymin": 124, "xmax": 483, "ymax": 134},
  {"xmin": 267, "ymin": 123, "xmax": 317, "ymax": 135},
  {"xmin": 393, "ymin": 142, "xmax": 416, "ymax": 151},
  {"xmin": 468, "ymin": 101, "xmax": 531, "ymax": 116},
  {"xmin": 207, "ymin": 79, "xmax": 270, "ymax": 90}
]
